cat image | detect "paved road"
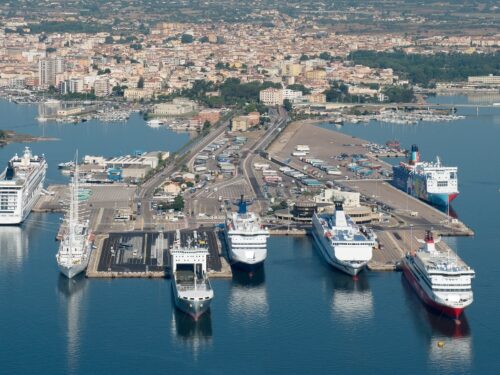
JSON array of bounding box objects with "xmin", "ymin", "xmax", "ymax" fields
[
  {"xmin": 242, "ymin": 107, "xmax": 288, "ymax": 202},
  {"xmin": 137, "ymin": 119, "xmax": 230, "ymax": 229}
]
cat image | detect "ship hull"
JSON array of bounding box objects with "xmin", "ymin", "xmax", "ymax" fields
[
  {"xmin": 311, "ymin": 229, "xmax": 366, "ymax": 276},
  {"xmin": 0, "ymin": 176, "xmax": 44, "ymax": 225},
  {"xmin": 228, "ymin": 248, "xmax": 266, "ymax": 270},
  {"xmin": 401, "ymin": 261, "xmax": 464, "ymax": 319},
  {"xmin": 172, "ymin": 281, "xmax": 212, "ymax": 320},
  {"xmin": 230, "ymin": 259, "xmax": 264, "ymax": 271},
  {"xmin": 427, "ymin": 192, "xmax": 459, "ymax": 206},
  {"xmin": 58, "ymin": 262, "xmax": 87, "ymax": 279},
  {"xmin": 392, "ymin": 166, "xmax": 458, "ymax": 208},
  {"xmin": 224, "ymin": 230, "xmax": 267, "ymax": 270}
]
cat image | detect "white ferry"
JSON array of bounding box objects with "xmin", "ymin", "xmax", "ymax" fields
[
  {"xmin": 170, "ymin": 230, "xmax": 214, "ymax": 320},
  {"xmin": 224, "ymin": 196, "xmax": 269, "ymax": 270},
  {"xmin": 0, "ymin": 147, "xmax": 47, "ymax": 224},
  {"xmin": 312, "ymin": 202, "xmax": 377, "ymax": 276},
  {"xmin": 402, "ymin": 231, "xmax": 475, "ymax": 319}
]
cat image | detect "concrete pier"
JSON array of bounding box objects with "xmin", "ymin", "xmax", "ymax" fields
[{"xmin": 86, "ymin": 228, "xmax": 232, "ymax": 279}]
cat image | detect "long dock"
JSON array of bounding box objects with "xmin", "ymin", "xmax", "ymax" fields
[{"xmin": 264, "ymin": 119, "xmax": 474, "ymax": 270}]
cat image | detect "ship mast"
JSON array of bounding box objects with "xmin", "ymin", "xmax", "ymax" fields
[{"xmin": 69, "ymin": 152, "xmax": 79, "ymax": 255}]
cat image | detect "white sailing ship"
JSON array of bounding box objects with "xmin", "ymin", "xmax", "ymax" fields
[{"xmin": 56, "ymin": 158, "xmax": 92, "ymax": 279}]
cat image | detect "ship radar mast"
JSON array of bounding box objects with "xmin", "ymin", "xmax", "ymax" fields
[{"xmin": 234, "ymin": 195, "xmax": 253, "ymax": 214}]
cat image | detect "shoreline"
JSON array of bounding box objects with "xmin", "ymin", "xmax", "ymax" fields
[{"xmin": 0, "ymin": 130, "xmax": 58, "ymax": 146}]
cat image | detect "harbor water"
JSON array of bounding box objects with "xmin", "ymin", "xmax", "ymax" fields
[{"xmin": 1, "ymin": 97, "xmax": 500, "ymax": 374}]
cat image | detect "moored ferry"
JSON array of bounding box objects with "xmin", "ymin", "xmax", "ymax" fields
[
  {"xmin": 401, "ymin": 231, "xmax": 475, "ymax": 319},
  {"xmin": 224, "ymin": 196, "xmax": 269, "ymax": 270},
  {"xmin": 0, "ymin": 147, "xmax": 47, "ymax": 225},
  {"xmin": 392, "ymin": 145, "xmax": 458, "ymax": 207},
  {"xmin": 170, "ymin": 230, "xmax": 214, "ymax": 320},
  {"xmin": 312, "ymin": 202, "xmax": 377, "ymax": 276}
]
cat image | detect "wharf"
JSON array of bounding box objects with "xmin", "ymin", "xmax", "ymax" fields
[
  {"xmin": 39, "ymin": 183, "xmax": 138, "ymax": 239},
  {"xmin": 267, "ymin": 120, "xmax": 473, "ymax": 235},
  {"xmin": 369, "ymin": 228, "xmax": 466, "ymax": 271},
  {"xmin": 264, "ymin": 119, "xmax": 474, "ymax": 271},
  {"xmin": 86, "ymin": 228, "xmax": 231, "ymax": 279},
  {"xmin": 33, "ymin": 185, "xmax": 67, "ymax": 213}
]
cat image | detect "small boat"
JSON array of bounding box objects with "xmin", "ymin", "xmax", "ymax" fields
[{"xmin": 58, "ymin": 161, "xmax": 75, "ymax": 170}]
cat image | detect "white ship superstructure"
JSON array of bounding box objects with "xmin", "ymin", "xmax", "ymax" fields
[
  {"xmin": 393, "ymin": 145, "xmax": 459, "ymax": 207},
  {"xmin": 171, "ymin": 230, "xmax": 214, "ymax": 320},
  {"xmin": 56, "ymin": 159, "xmax": 92, "ymax": 279},
  {"xmin": 312, "ymin": 203, "xmax": 376, "ymax": 276},
  {"xmin": 0, "ymin": 147, "xmax": 47, "ymax": 224},
  {"xmin": 224, "ymin": 196, "xmax": 269, "ymax": 269},
  {"xmin": 402, "ymin": 231, "xmax": 474, "ymax": 319}
]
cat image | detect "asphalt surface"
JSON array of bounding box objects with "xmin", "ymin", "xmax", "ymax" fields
[
  {"xmin": 241, "ymin": 107, "xmax": 288, "ymax": 202},
  {"xmin": 137, "ymin": 119, "xmax": 230, "ymax": 228},
  {"xmin": 98, "ymin": 229, "xmax": 221, "ymax": 274}
]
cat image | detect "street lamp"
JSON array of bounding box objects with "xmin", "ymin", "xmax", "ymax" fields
[{"xmin": 410, "ymin": 224, "xmax": 414, "ymax": 254}]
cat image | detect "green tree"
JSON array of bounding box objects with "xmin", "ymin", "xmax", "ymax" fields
[
  {"xmin": 181, "ymin": 34, "xmax": 194, "ymax": 43},
  {"xmin": 381, "ymin": 85, "xmax": 415, "ymax": 102},
  {"xmin": 171, "ymin": 195, "xmax": 184, "ymax": 211},
  {"xmin": 137, "ymin": 77, "xmax": 144, "ymax": 89},
  {"xmin": 283, "ymin": 99, "xmax": 293, "ymax": 111},
  {"xmin": 287, "ymin": 84, "xmax": 311, "ymax": 94},
  {"xmin": 319, "ymin": 52, "xmax": 332, "ymax": 60},
  {"xmin": 202, "ymin": 120, "xmax": 211, "ymax": 132}
]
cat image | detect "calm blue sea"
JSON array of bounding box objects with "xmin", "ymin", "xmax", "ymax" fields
[{"xmin": 0, "ymin": 97, "xmax": 499, "ymax": 374}]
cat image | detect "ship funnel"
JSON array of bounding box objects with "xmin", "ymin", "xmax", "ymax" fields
[
  {"xmin": 334, "ymin": 201, "xmax": 347, "ymax": 227},
  {"xmin": 5, "ymin": 162, "xmax": 14, "ymax": 180},
  {"xmin": 409, "ymin": 144, "xmax": 419, "ymax": 165},
  {"xmin": 425, "ymin": 230, "xmax": 434, "ymax": 244},
  {"xmin": 237, "ymin": 195, "xmax": 248, "ymax": 214},
  {"xmin": 334, "ymin": 201, "xmax": 344, "ymax": 212}
]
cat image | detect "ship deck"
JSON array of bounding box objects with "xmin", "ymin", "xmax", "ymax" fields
[{"xmin": 417, "ymin": 249, "xmax": 473, "ymax": 273}]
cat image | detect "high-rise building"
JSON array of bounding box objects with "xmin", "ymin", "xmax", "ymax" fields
[
  {"xmin": 38, "ymin": 57, "xmax": 65, "ymax": 88},
  {"xmin": 94, "ymin": 78, "xmax": 110, "ymax": 97},
  {"xmin": 69, "ymin": 78, "xmax": 84, "ymax": 93},
  {"xmin": 59, "ymin": 80, "xmax": 70, "ymax": 95}
]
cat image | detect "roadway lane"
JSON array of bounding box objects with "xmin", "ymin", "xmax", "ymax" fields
[
  {"xmin": 241, "ymin": 109, "xmax": 288, "ymax": 201},
  {"xmin": 137, "ymin": 119, "xmax": 230, "ymax": 229}
]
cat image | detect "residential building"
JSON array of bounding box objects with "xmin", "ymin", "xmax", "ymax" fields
[
  {"xmin": 307, "ymin": 93, "xmax": 326, "ymax": 103},
  {"xmin": 259, "ymin": 88, "xmax": 283, "ymax": 106},
  {"xmin": 282, "ymin": 89, "xmax": 303, "ymax": 101},
  {"xmin": 468, "ymin": 75, "xmax": 500, "ymax": 87},
  {"xmin": 153, "ymin": 98, "xmax": 198, "ymax": 116},
  {"xmin": 38, "ymin": 57, "xmax": 64, "ymax": 88},
  {"xmin": 124, "ymin": 88, "xmax": 154, "ymax": 101},
  {"xmin": 69, "ymin": 78, "xmax": 84, "ymax": 93},
  {"xmin": 94, "ymin": 78, "xmax": 110, "ymax": 97}
]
